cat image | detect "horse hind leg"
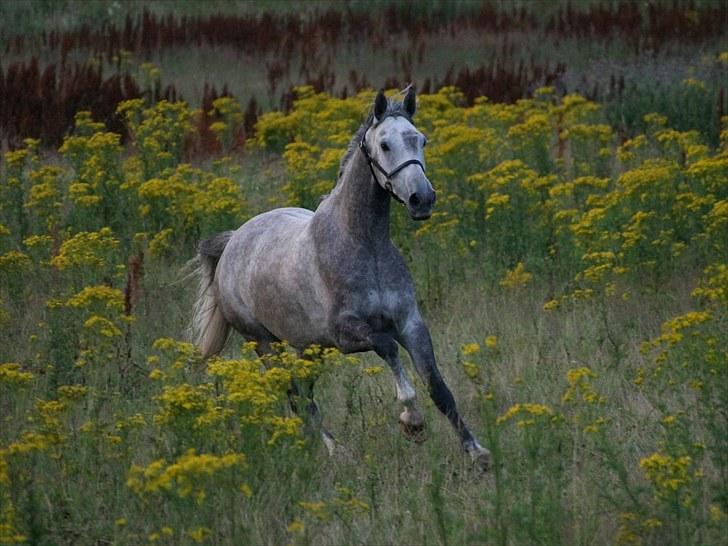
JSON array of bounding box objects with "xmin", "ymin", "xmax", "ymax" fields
[
  {"xmin": 287, "ymin": 379, "xmax": 338, "ymax": 456},
  {"xmin": 250, "ymin": 341, "xmax": 339, "ymax": 456},
  {"xmin": 395, "ymin": 370, "xmax": 426, "ymax": 444}
]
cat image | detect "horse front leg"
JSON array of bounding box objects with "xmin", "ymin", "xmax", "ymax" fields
[
  {"xmin": 333, "ymin": 316, "xmax": 425, "ymax": 442},
  {"xmin": 371, "ymin": 333, "xmax": 426, "ymax": 442},
  {"xmin": 399, "ymin": 316, "xmax": 491, "ymax": 470}
]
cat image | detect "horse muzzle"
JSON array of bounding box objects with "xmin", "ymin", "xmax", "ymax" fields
[{"xmin": 406, "ymin": 186, "xmax": 436, "ymax": 220}]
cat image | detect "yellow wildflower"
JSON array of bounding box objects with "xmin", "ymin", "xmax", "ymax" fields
[{"xmin": 500, "ymin": 262, "xmax": 532, "ymax": 289}]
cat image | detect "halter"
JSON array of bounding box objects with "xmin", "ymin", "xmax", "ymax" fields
[{"xmin": 360, "ymin": 117, "xmax": 426, "ymax": 204}]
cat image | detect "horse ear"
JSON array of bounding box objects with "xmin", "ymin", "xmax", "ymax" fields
[
  {"xmin": 374, "ymin": 89, "xmax": 387, "ymax": 120},
  {"xmin": 404, "ymin": 86, "xmax": 416, "ymax": 117}
]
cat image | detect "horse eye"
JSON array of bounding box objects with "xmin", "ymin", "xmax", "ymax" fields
[
  {"xmin": 380, "ymin": 142, "xmax": 390, "ymax": 152},
  {"xmin": 422, "ymin": 138, "xmax": 428, "ymax": 148}
]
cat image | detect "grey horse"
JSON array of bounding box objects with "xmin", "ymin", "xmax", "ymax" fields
[{"xmin": 191, "ymin": 88, "xmax": 491, "ymax": 468}]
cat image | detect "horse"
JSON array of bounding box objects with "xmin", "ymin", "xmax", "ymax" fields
[{"xmin": 190, "ymin": 87, "xmax": 491, "ymax": 469}]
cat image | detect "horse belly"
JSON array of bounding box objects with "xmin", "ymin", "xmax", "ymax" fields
[
  {"xmin": 229, "ymin": 210, "xmax": 333, "ymax": 348},
  {"xmin": 250, "ymin": 267, "xmax": 332, "ymax": 348}
]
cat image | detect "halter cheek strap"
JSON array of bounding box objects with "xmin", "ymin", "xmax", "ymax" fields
[{"xmin": 360, "ymin": 126, "xmax": 426, "ymax": 204}]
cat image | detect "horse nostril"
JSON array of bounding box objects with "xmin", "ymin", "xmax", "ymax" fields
[{"xmin": 409, "ymin": 192, "xmax": 421, "ymax": 207}]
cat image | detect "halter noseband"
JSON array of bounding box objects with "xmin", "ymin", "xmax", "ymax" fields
[{"xmin": 360, "ymin": 117, "xmax": 426, "ymax": 204}]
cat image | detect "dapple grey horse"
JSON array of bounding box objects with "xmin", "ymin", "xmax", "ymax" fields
[{"xmin": 191, "ymin": 88, "xmax": 491, "ymax": 468}]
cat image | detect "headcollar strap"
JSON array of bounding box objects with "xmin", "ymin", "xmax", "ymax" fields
[{"xmin": 359, "ymin": 120, "xmax": 425, "ymax": 204}]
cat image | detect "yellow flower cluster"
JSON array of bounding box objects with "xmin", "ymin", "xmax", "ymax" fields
[
  {"xmin": 460, "ymin": 336, "xmax": 498, "ymax": 385},
  {"xmin": 0, "ymin": 251, "xmax": 31, "ymax": 273},
  {"xmin": 126, "ymin": 448, "xmax": 247, "ymax": 502},
  {"xmin": 293, "ymin": 483, "xmax": 370, "ymax": 531},
  {"xmin": 153, "ymin": 383, "xmax": 221, "ymax": 428},
  {"xmin": 150, "ymin": 338, "xmax": 202, "ymax": 370},
  {"xmin": 0, "ymin": 445, "xmax": 25, "ymax": 544},
  {"xmin": 60, "ymin": 111, "xmax": 124, "ymax": 212},
  {"xmin": 562, "ymin": 367, "xmax": 604, "ymax": 405},
  {"xmin": 496, "ymin": 403, "xmax": 553, "ymax": 428},
  {"xmin": 692, "ymin": 263, "xmax": 728, "ymax": 307},
  {"xmin": 0, "ymin": 363, "xmax": 34, "ymax": 388},
  {"xmin": 639, "ymin": 452, "xmax": 695, "ymax": 505},
  {"xmin": 117, "ymin": 99, "xmax": 197, "ymax": 178},
  {"xmin": 499, "ymin": 262, "xmax": 532, "ymax": 289},
  {"xmin": 50, "ymin": 228, "xmax": 120, "ymax": 271},
  {"xmin": 137, "ymin": 163, "xmax": 245, "ymax": 247},
  {"xmin": 209, "ymin": 96, "xmax": 244, "ymax": 152},
  {"xmin": 615, "ymin": 512, "xmax": 665, "ymax": 546},
  {"xmin": 25, "ymin": 166, "xmax": 64, "ymax": 230},
  {"xmin": 63, "ymin": 284, "xmax": 130, "ymax": 366}
]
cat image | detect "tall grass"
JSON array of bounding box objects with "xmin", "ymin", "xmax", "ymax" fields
[{"xmin": 0, "ymin": 73, "xmax": 726, "ymax": 546}]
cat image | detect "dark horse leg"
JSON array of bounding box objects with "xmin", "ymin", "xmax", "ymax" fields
[
  {"xmin": 251, "ymin": 338, "xmax": 337, "ymax": 454},
  {"xmin": 287, "ymin": 380, "xmax": 337, "ymax": 455},
  {"xmin": 398, "ymin": 318, "xmax": 491, "ymax": 469}
]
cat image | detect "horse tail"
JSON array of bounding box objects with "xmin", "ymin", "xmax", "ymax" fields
[{"xmin": 190, "ymin": 231, "xmax": 234, "ymax": 359}]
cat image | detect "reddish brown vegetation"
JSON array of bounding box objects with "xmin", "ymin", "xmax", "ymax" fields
[
  {"xmin": 5, "ymin": 2, "xmax": 724, "ymax": 59},
  {"xmin": 1, "ymin": 1, "xmax": 725, "ymax": 150},
  {"xmin": 0, "ymin": 58, "xmax": 177, "ymax": 148}
]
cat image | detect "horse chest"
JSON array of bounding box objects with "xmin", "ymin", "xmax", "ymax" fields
[{"xmin": 363, "ymin": 288, "xmax": 401, "ymax": 330}]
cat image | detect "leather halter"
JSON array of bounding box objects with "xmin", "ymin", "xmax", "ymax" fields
[{"xmin": 359, "ymin": 117, "xmax": 426, "ymax": 204}]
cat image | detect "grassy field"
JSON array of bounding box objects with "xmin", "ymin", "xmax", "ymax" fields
[
  {"xmin": 0, "ymin": 84, "xmax": 726, "ymax": 545},
  {"xmin": 1, "ymin": 2, "xmax": 727, "ymax": 546}
]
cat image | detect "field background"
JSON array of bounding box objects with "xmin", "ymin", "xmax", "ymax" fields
[{"xmin": 0, "ymin": 1, "xmax": 727, "ymax": 545}]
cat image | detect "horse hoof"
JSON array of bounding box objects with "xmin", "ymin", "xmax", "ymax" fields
[
  {"xmin": 463, "ymin": 439, "xmax": 491, "ymax": 471},
  {"xmin": 322, "ymin": 431, "xmax": 337, "ymax": 456},
  {"xmin": 399, "ymin": 420, "xmax": 427, "ymax": 443},
  {"xmin": 322, "ymin": 432, "xmax": 354, "ymax": 460},
  {"xmin": 399, "ymin": 409, "xmax": 426, "ymax": 444},
  {"xmin": 470, "ymin": 447, "xmax": 492, "ymax": 472}
]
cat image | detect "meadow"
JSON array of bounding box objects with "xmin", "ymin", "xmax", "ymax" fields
[
  {"xmin": 1, "ymin": 2, "xmax": 728, "ymax": 546},
  {"xmin": 1, "ymin": 82, "xmax": 726, "ymax": 545}
]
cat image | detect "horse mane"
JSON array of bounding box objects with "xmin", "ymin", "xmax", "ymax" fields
[{"xmin": 337, "ymin": 97, "xmax": 412, "ymax": 180}]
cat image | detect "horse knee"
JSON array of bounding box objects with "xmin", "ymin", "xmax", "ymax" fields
[{"xmin": 371, "ymin": 332, "xmax": 398, "ymax": 359}]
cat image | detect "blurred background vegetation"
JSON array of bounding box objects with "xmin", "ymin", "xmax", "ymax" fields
[{"xmin": 1, "ymin": 0, "xmax": 726, "ymax": 151}]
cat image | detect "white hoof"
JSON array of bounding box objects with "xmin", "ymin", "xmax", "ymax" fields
[
  {"xmin": 322, "ymin": 430, "xmax": 337, "ymax": 456},
  {"xmin": 322, "ymin": 431, "xmax": 353, "ymax": 459}
]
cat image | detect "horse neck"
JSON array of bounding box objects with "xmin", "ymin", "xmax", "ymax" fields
[{"xmin": 326, "ymin": 149, "xmax": 391, "ymax": 243}]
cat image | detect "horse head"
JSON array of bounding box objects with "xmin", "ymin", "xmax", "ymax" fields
[{"xmin": 361, "ymin": 88, "xmax": 436, "ymax": 220}]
